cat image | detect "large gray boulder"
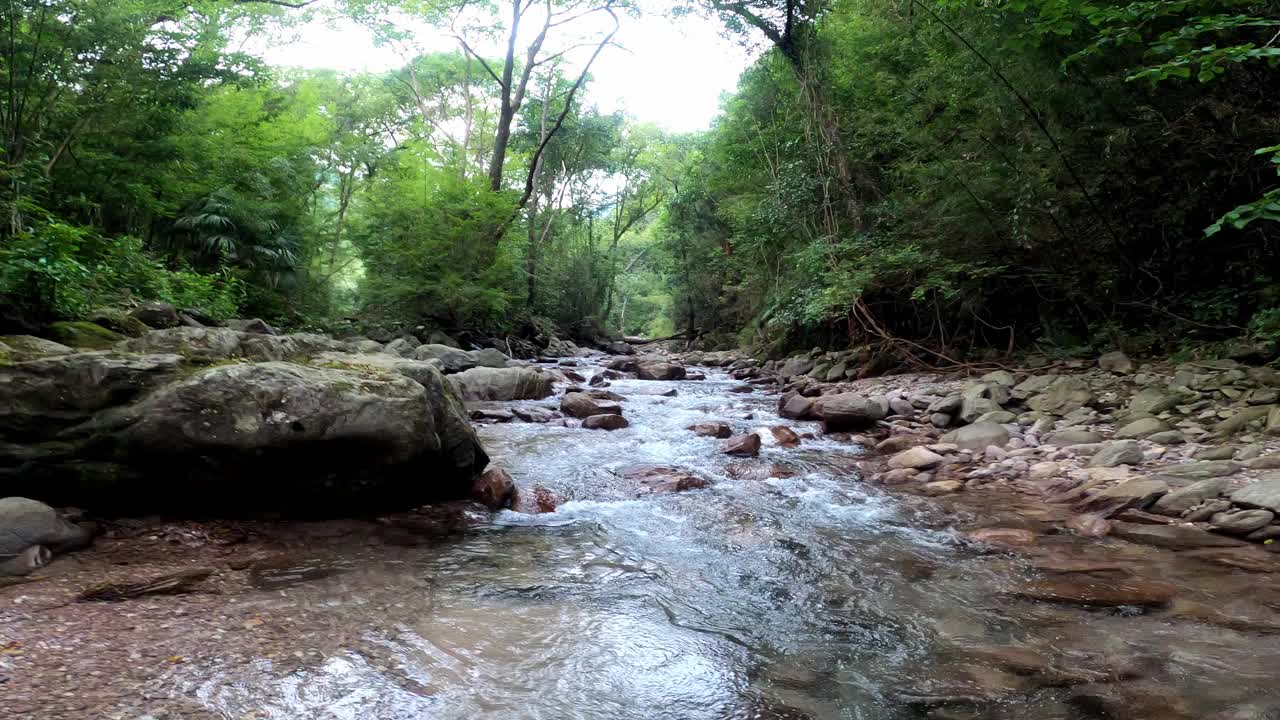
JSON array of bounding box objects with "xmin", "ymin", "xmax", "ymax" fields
[
  {"xmin": 412, "ymin": 343, "xmax": 477, "ymax": 373},
  {"xmin": 0, "ymin": 351, "xmax": 184, "ymax": 438},
  {"xmin": 448, "ymin": 366, "xmax": 555, "ymax": 401},
  {"xmin": 95, "ymin": 362, "xmax": 486, "ymax": 509},
  {"xmin": 0, "ymin": 497, "xmax": 88, "ymax": 558},
  {"xmin": 816, "ymin": 393, "xmax": 887, "ymax": 431},
  {"xmin": 1, "ymin": 350, "xmax": 487, "ymax": 511},
  {"xmin": 119, "ymin": 327, "xmax": 244, "ymax": 361}
]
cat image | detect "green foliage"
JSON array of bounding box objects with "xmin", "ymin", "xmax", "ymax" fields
[{"xmin": 0, "ymin": 222, "xmax": 245, "ymax": 323}]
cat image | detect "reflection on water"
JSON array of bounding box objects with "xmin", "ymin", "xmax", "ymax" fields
[{"xmin": 178, "ymin": 365, "xmax": 1280, "ymax": 720}]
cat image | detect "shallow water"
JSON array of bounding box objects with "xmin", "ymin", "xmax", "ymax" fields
[{"xmin": 164, "ymin": 364, "xmax": 1280, "ymax": 720}]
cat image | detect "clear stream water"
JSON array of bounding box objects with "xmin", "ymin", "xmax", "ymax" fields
[{"xmin": 173, "ymin": 363, "xmax": 1280, "ymax": 720}]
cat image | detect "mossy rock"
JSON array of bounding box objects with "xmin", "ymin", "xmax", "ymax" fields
[
  {"xmin": 88, "ymin": 308, "xmax": 151, "ymax": 338},
  {"xmin": 46, "ymin": 321, "xmax": 126, "ymax": 350}
]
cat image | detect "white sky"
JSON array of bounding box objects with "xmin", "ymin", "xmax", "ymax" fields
[{"xmin": 259, "ymin": 6, "xmax": 756, "ymax": 133}]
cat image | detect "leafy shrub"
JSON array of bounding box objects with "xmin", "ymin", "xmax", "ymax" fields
[{"xmin": 0, "ymin": 222, "xmax": 245, "ymax": 322}]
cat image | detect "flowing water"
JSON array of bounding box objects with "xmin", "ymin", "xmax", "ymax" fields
[{"xmin": 140, "ymin": 363, "xmax": 1280, "ymax": 719}]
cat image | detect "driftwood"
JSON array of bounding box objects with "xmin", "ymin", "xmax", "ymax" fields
[
  {"xmin": 76, "ymin": 567, "xmax": 214, "ymax": 602},
  {"xmin": 622, "ymin": 330, "xmax": 694, "ymax": 346}
]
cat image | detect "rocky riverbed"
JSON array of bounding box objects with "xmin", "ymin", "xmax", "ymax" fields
[{"xmin": 3, "ymin": 320, "xmax": 1280, "ymax": 719}]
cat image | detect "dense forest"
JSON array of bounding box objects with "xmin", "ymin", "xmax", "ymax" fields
[{"xmin": 1, "ymin": 0, "xmax": 1277, "ymax": 362}]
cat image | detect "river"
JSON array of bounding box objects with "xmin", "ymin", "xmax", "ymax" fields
[{"xmin": 6, "ymin": 358, "xmax": 1280, "ymax": 719}]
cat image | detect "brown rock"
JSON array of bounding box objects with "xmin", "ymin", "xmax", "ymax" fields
[
  {"xmin": 922, "ymin": 480, "xmax": 963, "ymax": 496},
  {"xmin": 620, "ymin": 465, "xmax": 711, "ymax": 495},
  {"xmin": 1110, "ymin": 521, "xmax": 1249, "ymax": 550},
  {"xmin": 875, "ymin": 434, "xmax": 926, "ymax": 454},
  {"xmin": 472, "ymin": 468, "xmax": 515, "ymax": 509},
  {"xmin": 1014, "ymin": 578, "xmax": 1176, "ymax": 608},
  {"xmin": 560, "ymin": 391, "xmax": 621, "ymax": 418},
  {"xmin": 688, "ymin": 422, "xmax": 733, "ymax": 438},
  {"xmin": 778, "ymin": 392, "xmax": 814, "ymax": 419},
  {"xmin": 966, "ymin": 527, "xmax": 1039, "ymax": 548},
  {"xmin": 583, "ymin": 414, "xmax": 630, "ymax": 431},
  {"xmin": 769, "ymin": 426, "xmax": 801, "ymax": 447},
  {"xmin": 512, "ymin": 484, "xmax": 561, "ymax": 514},
  {"xmin": 1065, "ymin": 513, "xmax": 1113, "ymax": 537},
  {"xmin": 723, "ymin": 433, "xmax": 762, "ymax": 457}
]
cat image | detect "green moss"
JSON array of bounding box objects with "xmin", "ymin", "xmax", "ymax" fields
[{"xmin": 46, "ymin": 321, "xmax": 126, "ymax": 349}]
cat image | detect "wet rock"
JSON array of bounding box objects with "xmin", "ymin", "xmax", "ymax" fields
[
  {"xmin": 561, "ymin": 392, "xmax": 621, "ymax": 418},
  {"xmin": 0, "ymin": 497, "xmax": 89, "ymax": 559},
  {"xmin": 471, "ymin": 408, "xmax": 514, "ymax": 422},
  {"xmin": 620, "ymin": 465, "xmax": 711, "ymax": 495},
  {"xmin": 635, "ymin": 361, "xmax": 686, "ymax": 381},
  {"xmin": 1230, "ymin": 478, "xmax": 1280, "ymax": 513},
  {"xmin": 922, "ymin": 480, "xmax": 963, "ymax": 496},
  {"xmin": 723, "ymin": 433, "xmax": 762, "ymax": 457},
  {"xmin": 1043, "ymin": 428, "xmax": 1103, "ymax": 446},
  {"xmin": 877, "ymin": 468, "xmax": 920, "ymax": 485},
  {"xmin": 1210, "ymin": 509, "xmax": 1274, "ymax": 534},
  {"xmin": 689, "ymin": 422, "xmax": 733, "ymax": 438},
  {"xmin": 1150, "ymin": 478, "xmax": 1228, "ymax": 516},
  {"xmin": 1074, "ymin": 478, "xmax": 1168, "ymax": 516},
  {"xmin": 778, "ymin": 392, "xmax": 815, "ymax": 420},
  {"xmin": 769, "ymin": 426, "xmax": 801, "ymax": 447},
  {"xmin": 1063, "ymin": 515, "xmax": 1115, "ymax": 541},
  {"xmin": 1109, "ymin": 521, "xmax": 1247, "ymax": 549},
  {"xmin": 0, "ymin": 544, "xmax": 51, "ymax": 576},
  {"xmin": 1098, "ymin": 350, "xmax": 1134, "ymax": 374},
  {"xmin": 1115, "ymin": 417, "xmax": 1171, "ymax": 439},
  {"xmin": 512, "ymin": 406, "xmax": 556, "ymax": 423},
  {"xmin": 1182, "ymin": 547, "xmax": 1279, "ymax": 573},
  {"xmin": 966, "ymin": 527, "xmax": 1039, "ymax": 547},
  {"xmin": 512, "ymin": 484, "xmax": 561, "ymax": 513},
  {"xmin": 889, "ymin": 447, "xmax": 944, "ymax": 470},
  {"xmin": 1069, "ymin": 683, "xmax": 1192, "ymax": 720},
  {"xmin": 1089, "ymin": 440, "xmax": 1144, "ymax": 468},
  {"xmin": 1027, "ymin": 377, "xmax": 1094, "ymax": 415},
  {"xmin": 1013, "ymin": 578, "xmax": 1176, "ymax": 608},
  {"xmin": 941, "ymin": 422, "xmax": 1010, "ymax": 451},
  {"xmin": 450, "ymin": 367, "xmax": 555, "ymax": 401},
  {"xmin": 471, "ymin": 468, "xmax": 515, "ymax": 510},
  {"xmin": 815, "ymin": 393, "xmax": 887, "ymax": 431},
  {"xmin": 583, "ymin": 414, "xmax": 629, "ymax": 431}
]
